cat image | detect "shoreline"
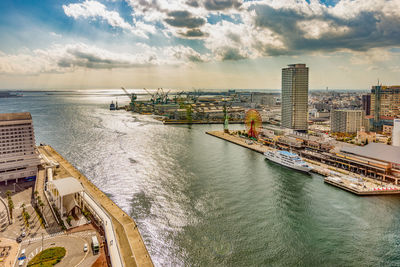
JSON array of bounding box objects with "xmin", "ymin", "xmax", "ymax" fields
[
  {"xmin": 206, "ymin": 131, "xmax": 400, "ymax": 196},
  {"xmin": 39, "ymin": 145, "xmax": 153, "ymax": 267}
]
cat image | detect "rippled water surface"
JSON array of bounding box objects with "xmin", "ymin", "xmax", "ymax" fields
[{"xmin": 2, "ymin": 91, "xmax": 400, "ymax": 266}]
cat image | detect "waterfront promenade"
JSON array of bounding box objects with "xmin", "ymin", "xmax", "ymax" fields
[
  {"xmin": 206, "ymin": 131, "xmax": 400, "ymax": 196},
  {"xmin": 39, "ymin": 146, "xmax": 153, "ymax": 267}
]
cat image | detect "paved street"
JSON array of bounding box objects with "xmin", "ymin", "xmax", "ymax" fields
[{"xmin": 17, "ymin": 231, "xmax": 100, "ymax": 267}]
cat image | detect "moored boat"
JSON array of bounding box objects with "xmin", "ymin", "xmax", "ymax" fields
[{"xmin": 264, "ymin": 150, "xmax": 312, "ymax": 173}]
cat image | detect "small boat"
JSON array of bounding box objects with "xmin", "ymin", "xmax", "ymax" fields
[
  {"xmin": 110, "ymin": 101, "xmax": 116, "ymax": 110},
  {"xmin": 264, "ymin": 150, "xmax": 313, "ymax": 173}
]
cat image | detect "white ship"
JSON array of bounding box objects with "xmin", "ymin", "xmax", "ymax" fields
[{"xmin": 264, "ymin": 150, "xmax": 313, "ymax": 173}]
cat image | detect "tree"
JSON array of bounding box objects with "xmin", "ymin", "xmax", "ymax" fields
[
  {"xmin": 39, "ymin": 201, "xmax": 45, "ymax": 215},
  {"xmin": 8, "ymin": 200, "xmax": 14, "ymax": 219}
]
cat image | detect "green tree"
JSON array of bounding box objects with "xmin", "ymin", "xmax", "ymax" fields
[
  {"xmin": 8, "ymin": 199, "xmax": 14, "ymax": 219},
  {"xmin": 39, "ymin": 200, "xmax": 45, "ymax": 215}
]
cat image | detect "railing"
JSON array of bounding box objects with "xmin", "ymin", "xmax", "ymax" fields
[{"xmin": 82, "ymin": 191, "xmax": 124, "ymax": 267}]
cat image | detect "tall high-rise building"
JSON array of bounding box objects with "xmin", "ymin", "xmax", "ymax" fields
[
  {"xmin": 281, "ymin": 63, "xmax": 309, "ymax": 132},
  {"xmin": 362, "ymin": 94, "xmax": 371, "ymax": 116},
  {"xmin": 371, "ymin": 85, "xmax": 400, "ymax": 129},
  {"xmin": 0, "ymin": 112, "xmax": 40, "ymax": 184},
  {"xmin": 330, "ymin": 109, "xmax": 365, "ymax": 133}
]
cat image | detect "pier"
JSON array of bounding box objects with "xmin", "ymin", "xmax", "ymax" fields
[
  {"xmin": 206, "ymin": 131, "xmax": 400, "ymax": 196},
  {"xmin": 38, "ymin": 146, "xmax": 153, "ymax": 267}
]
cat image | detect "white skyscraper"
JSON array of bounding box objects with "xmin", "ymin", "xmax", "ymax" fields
[{"xmin": 281, "ymin": 64, "xmax": 309, "ymax": 132}]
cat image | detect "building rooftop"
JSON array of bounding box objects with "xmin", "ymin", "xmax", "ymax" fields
[
  {"xmin": 340, "ymin": 143, "xmax": 400, "ymax": 165},
  {"xmin": 51, "ymin": 177, "xmax": 84, "ymax": 196},
  {"xmin": 0, "ymin": 112, "xmax": 32, "ymax": 121}
]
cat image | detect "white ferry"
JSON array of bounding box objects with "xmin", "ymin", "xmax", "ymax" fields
[{"xmin": 264, "ymin": 150, "xmax": 313, "ymax": 173}]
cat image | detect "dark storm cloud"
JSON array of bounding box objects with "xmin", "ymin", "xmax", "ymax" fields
[
  {"xmin": 179, "ymin": 28, "xmax": 208, "ymax": 37},
  {"xmin": 249, "ymin": 3, "xmax": 400, "ymax": 56},
  {"xmin": 203, "ymin": 0, "xmax": 242, "ymax": 11},
  {"xmin": 186, "ymin": 0, "xmax": 199, "ymax": 7},
  {"xmin": 164, "ymin": 10, "xmax": 206, "ymax": 28},
  {"xmin": 219, "ymin": 47, "xmax": 246, "ymax": 60},
  {"xmin": 226, "ymin": 32, "xmax": 241, "ymax": 43}
]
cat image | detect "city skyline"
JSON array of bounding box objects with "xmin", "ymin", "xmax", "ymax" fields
[{"xmin": 1, "ymin": 0, "xmax": 400, "ymax": 90}]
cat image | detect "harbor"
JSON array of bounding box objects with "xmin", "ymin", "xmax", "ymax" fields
[
  {"xmin": 206, "ymin": 130, "xmax": 400, "ymax": 196},
  {"xmin": 3, "ymin": 93, "xmax": 400, "ymax": 266}
]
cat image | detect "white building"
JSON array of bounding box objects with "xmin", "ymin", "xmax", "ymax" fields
[
  {"xmin": 331, "ymin": 109, "xmax": 365, "ymax": 133},
  {"xmin": 47, "ymin": 177, "xmax": 84, "ymax": 218},
  {"xmin": 393, "ymin": 119, "xmax": 400, "ymax": 146},
  {"xmin": 0, "ymin": 112, "xmax": 40, "ymax": 184},
  {"xmin": 281, "ymin": 64, "xmax": 309, "ymax": 132}
]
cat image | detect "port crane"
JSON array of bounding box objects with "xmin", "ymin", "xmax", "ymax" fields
[
  {"xmin": 120, "ymin": 87, "xmax": 137, "ymax": 110},
  {"xmin": 143, "ymin": 88, "xmax": 171, "ymax": 104}
]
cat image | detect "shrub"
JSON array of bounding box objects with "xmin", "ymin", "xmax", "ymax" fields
[{"xmin": 28, "ymin": 247, "xmax": 66, "ymax": 267}]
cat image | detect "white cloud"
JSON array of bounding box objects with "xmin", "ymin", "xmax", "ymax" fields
[
  {"xmin": 0, "ymin": 43, "xmax": 208, "ymax": 75},
  {"xmin": 49, "ymin": 32, "xmax": 62, "ymax": 38},
  {"xmin": 63, "ymin": 0, "xmax": 155, "ymax": 38},
  {"xmin": 349, "ymin": 48, "xmax": 393, "ymax": 65},
  {"xmin": 297, "ymin": 19, "xmax": 349, "ymax": 39}
]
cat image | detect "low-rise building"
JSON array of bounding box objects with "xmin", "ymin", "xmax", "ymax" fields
[
  {"xmin": 47, "ymin": 177, "xmax": 85, "ymax": 225},
  {"xmin": 356, "ymin": 130, "xmax": 376, "ymax": 144},
  {"xmin": 383, "ymin": 124, "xmax": 393, "ymax": 135}
]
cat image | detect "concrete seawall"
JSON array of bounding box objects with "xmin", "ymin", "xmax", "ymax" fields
[
  {"xmin": 206, "ymin": 131, "xmax": 400, "ymax": 196},
  {"xmin": 42, "ymin": 146, "xmax": 153, "ymax": 267}
]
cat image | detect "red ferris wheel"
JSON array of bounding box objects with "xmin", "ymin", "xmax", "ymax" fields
[{"xmin": 244, "ymin": 109, "xmax": 262, "ymax": 139}]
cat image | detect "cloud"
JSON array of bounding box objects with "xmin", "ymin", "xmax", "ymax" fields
[
  {"xmin": 203, "ymin": 0, "xmax": 242, "ymax": 11},
  {"xmin": 63, "ymin": 0, "xmax": 155, "ymax": 38},
  {"xmin": 56, "ymin": 0, "xmax": 400, "ymax": 63},
  {"xmin": 179, "ymin": 28, "xmax": 208, "ymax": 38},
  {"xmin": 49, "ymin": 32, "xmax": 62, "ymax": 38},
  {"xmin": 0, "ymin": 43, "xmax": 208, "ymax": 75},
  {"xmin": 63, "ymin": 0, "xmax": 132, "ymax": 29},
  {"xmin": 164, "ymin": 10, "xmax": 206, "ymax": 28},
  {"xmin": 218, "ymin": 47, "xmax": 246, "ymax": 60},
  {"xmin": 247, "ymin": 1, "xmax": 400, "ymax": 55}
]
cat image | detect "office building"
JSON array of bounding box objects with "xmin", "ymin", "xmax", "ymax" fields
[
  {"xmin": 0, "ymin": 112, "xmax": 40, "ymax": 184},
  {"xmin": 281, "ymin": 63, "xmax": 309, "ymax": 132},
  {"xmin": 371, "ymin": 85, "xmax": 400, "ymax": 129},
  {"xmin": 362, "ymin": 94, "xmax": 371, "ymax": 116},
  {"xmin": 331, "ymin": 109, "xmax": 365, "ymax": 133}
]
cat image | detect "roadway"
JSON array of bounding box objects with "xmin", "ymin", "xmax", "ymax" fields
[{"xmin": 82, "ymin": 191, "xmax": 123, "ymax": 267}]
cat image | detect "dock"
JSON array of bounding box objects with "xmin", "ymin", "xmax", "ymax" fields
[
  {"xmin": 206, "ymin": 131, "xmax": 400, "ymax": 196},
  {"xmin": 38, "ymin": 146, "xmax": 153, "ymax": 267}
]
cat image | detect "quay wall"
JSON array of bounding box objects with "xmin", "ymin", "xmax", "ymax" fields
[
  {"xmin": 206, "ymin": 131, "xmax": 400, "ymax": 196},
  {"xmin": 42, "ymin": 146, "xmax": 153, "ymax": 267}
]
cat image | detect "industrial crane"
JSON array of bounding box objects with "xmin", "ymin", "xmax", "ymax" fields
[{"xmin": 120, "ymin": 87, "xmax": 137, "ymax": 110}]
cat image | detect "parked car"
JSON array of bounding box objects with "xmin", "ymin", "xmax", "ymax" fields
[
  {"xmin": 16, "ymin": 237, "xmax": 22, "ymax": 243},
  {"xmin": 20, "ymin": 231, "xmax": 26, "ymax": 238},
  {"xmin": 83, "ymin": 243, "xmax": 88, "ymax": 252}
]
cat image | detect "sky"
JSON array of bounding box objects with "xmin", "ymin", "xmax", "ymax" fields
[{"xmin": 0, "ymin": 0, "xmax": 400, "ymax": 90}]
